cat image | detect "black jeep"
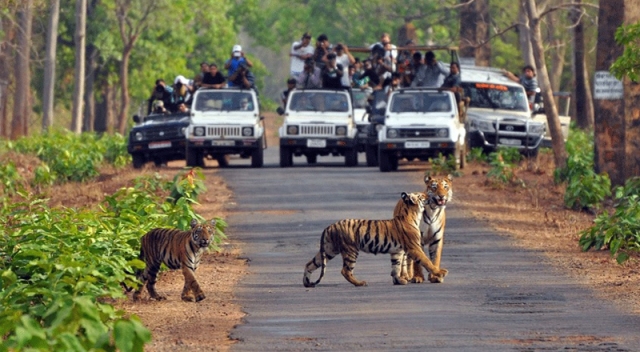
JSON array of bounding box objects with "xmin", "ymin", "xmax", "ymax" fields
[{"xmin": 127, "ymin": 112, "xmax": 189, "ymax": 168}]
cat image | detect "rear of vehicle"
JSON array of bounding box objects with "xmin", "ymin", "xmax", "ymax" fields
[
  {"xmin": 127, "ymin": 112, "xmax": 189, "ymax": 168},
  {"xmin": 278, "ymin": 89, "xmax": 358, "ymax": 167},
  {"xmin": 461, "ymin": 69, "xmax": 546, "ymax": 155},
  {"xmin": 377, "ymin": 89, "xmax": 466, "ymax": 172},
  {"xmin": 187, "ymin": 89, "xmax": 265, "ymax": 168}
]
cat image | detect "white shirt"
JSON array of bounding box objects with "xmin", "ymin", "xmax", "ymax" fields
[
  {"xmin": 369, "ymin": 42, "xmax": 398, "ymax": 72},
  {"xmin": 290, "ymin": 41, "xmax": 315, "ymax": 76},
  {"xmin": 335, "ymin": 53, "xmax": 351, "ymax": 87}
]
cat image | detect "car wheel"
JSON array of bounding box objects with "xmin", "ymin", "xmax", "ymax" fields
[
  {"xmin": 345, "ymin": 148, "xmax": 358, "ymax": 167},
  {"xmin": 379, "ymin": 149, "xmax": 392, "ymax": 172},
  {"xmin": 132, "ymin": 154, "xmax": 145, "ymax": 169},
  {"xmin": 216, "ymin": 155, "xmax": 229, "ymax": 168},
  {"xmin": 306, "ymin": 154, "xmax": 317, "ymax": 164},
  {"xmin": 251, "ymin": 138, "xmax": 264, "ymax": 168},
  {"xmin": 365, "ymin": 144, "xmax": 379, "ymax": 167},
  {"xmin": 280, "ymin": 147, "xmax": 293, "ymax": 167}
]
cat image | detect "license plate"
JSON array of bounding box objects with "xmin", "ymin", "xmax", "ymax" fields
[
  {"xmin": 213, "ymin": 140, "xmax": 235, "ymax": 146},
  {"xmin": 405, "ymin": 141, "xmax": 430, "ymax": 148},
  {"xmin": 307, "ymin": 139, "xmax": 326, "ymax": 148},
  {"xmin": 148, "ymin": 141, "xmax": 172, "ymax": 149},
  {"xmin": 499, "ymin": 138, "xmax": 522, "ymax": 146}
]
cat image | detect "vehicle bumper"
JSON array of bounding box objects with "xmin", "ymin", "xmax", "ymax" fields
[
  {"xmin": 469, "ymin": 130, "xmax": 543, "ymax": 151},
  {"xmin": 280, "ymin": 137, "xmax": 357, "ymax": 154},
  {"xmin": 128, "ymin": 139, "xmax": 186, "ymax": 158},
  {"xmin": 378, "ymin": 140, "xmax": 457, "ymax": 158},
  {"xmin": 187, "ymin": 138, "xmax": 261, "ymax": 154}
]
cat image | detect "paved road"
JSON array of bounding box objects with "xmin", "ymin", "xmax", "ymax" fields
[{"xmin": 218, "ymin": 148, "xmax": 640, "ymax": 351}]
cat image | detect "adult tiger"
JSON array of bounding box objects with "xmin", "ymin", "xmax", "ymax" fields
[
  {"xmin": 131, "ymin": 218, "xmax": 216, "ymax": 302},
  {"xmin": 303, "ymin": 192, "xmax": 448, "ymax": 287},
  {"xmin": 396, "ymin": 174, "xmax": 452, "ymax": 284}
]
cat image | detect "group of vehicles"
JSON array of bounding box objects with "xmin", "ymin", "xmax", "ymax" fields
[{"xmin": 128, "ymin": 52, "xmax": 569, "ymax": 172}]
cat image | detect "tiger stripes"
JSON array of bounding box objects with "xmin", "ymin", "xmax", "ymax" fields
[
  {"xmin": 132, "ymin": 218, "xmax": 216, "ymax": 302},
  {"xmin": 396, "ymin": 174, "xmax": 452, "ymax": 284},
  {"xmin": 303, "ymin": 192, "xmax": 448, "ymax": 287}
]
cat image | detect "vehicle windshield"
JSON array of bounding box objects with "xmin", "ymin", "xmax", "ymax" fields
[
  {"xmin": 194, "ymin": 91, "xmax": 255, "ymax": 112},
  {"xmin": 389, "ymin": 92, "xmax": 452, "ymax": 113},
  {"xmin": 288, "ymin": 91, "xmax": 350, "ymax": 112},
  {"xmin": 462, "ymin": 82, "xmax": 528, "ymax": 112},
  {"xmin": 145, "ymin": 112, "xmax": 188, "ymax": 121}
]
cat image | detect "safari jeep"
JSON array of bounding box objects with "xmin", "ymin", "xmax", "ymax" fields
[
  {"xmin": 277, "ymin": 88, "xmax": 358, "ymax": 167},
  {"xmin": 375, "ymin": 88, "xmax": 466, "ymax": 172},
  {"xmin": 127, "ymin": 111, "xmax": 189, "ymax": 168},
  {"xmin": 186, "ymin": 88, "xmax": 265, "ymax": 168},
  {"xmin": 460, "ymin": 66, "xmax": 546, "ymax": 156}
]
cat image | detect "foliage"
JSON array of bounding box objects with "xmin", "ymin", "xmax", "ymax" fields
[
  {"xmin": 579, "ymin": 177, "xmax": 640, "ymax": 264},
  {"xmin": 611, "ymin": 21, "xmax": 640, "ymax": 82},
  {"xmin": 428, "ymin": 153, "xmax": 460, "ymax": 177},
  {"xmin": 554, "ymin": 127, "xmax": 611, "ymax": 211},
  {"xmin": 0, "ymin": 169, "xmax": 226, "ymax": 350},
  {"xmin": 486, "ymin": 147, "xmax": 521, "ymax": 186},
  {"xmin": 467, "ymin": 147, "xmax": 487, "ymax": 163}
]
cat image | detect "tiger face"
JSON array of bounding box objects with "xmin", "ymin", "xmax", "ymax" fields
[
  {"xmin": 190, "ymin": 218, "xmax": 215, "ymax": 249},
  {"xmin": 424, "ymin": 174, "xmax": 453, "ymax": 207},
  {"xmin": 401, "ymin": 191, "xmax": 428, "ymax": 210}
]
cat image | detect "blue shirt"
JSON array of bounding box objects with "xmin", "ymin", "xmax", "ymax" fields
[{"xmin": 225, "ymin": 57, "xmax": 248, "ymax": 87}]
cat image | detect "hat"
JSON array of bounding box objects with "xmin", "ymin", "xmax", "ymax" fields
[{"xmin": 233, "ymin": 44, "xmax": 242, "ymax": 57}]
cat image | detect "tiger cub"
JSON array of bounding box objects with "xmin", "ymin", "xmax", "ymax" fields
[
  {"xmin": 303, "ymin": 192, "xmax": 448, "ymax": 287},
  {"xmin": 396, "ymin": 174, "xmax": 452, "ymax": 284},
  {"xmin": 132, "ymin": 218, "xmax": 216, "ymax": 302}
]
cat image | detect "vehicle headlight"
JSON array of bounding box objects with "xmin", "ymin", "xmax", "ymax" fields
[
  {"xmin": 179, "ymin": 127, "xmax": 186, "ymax": 136},
  {"xmin": 472, "ymin": 119, "xmax": 495, "ymax": 132},
  {"xmin": 134, "ymin": 132, "xmax": 143, "ymax": 141},
  {"xmin": 194, "ymin": 126, "xmax": 205, "ymax": 136},
  {"xmin": 387, "ymin": 129, "xmax": 398, "ymax": 138},
  {"xmin": 287, "ymin": 125, "xmax": 299, "ymax": 135},
  {"xmin": 335, "ymin": 126, "xmax": 347, "ymax": 136},
  {"xmin": 242, "ymin": 127, "xmax": 254, "ymax": 136},
  {"xmin": 375, "ymin": 124, "xmax": 383, "ymax": 132},
  {"xmin": 437, "ymin": 128, "xmax": 449, "ymax": 138},
  {"xmin": 529, "ymin": 123, "xmax": 546, "ymax": 134}
]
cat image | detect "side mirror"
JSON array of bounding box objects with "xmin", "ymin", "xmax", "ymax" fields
[
  {"xmin": 133, "ymin": 115, "xmax": 142, "ymax": 123},
  {"xmin": 276, "ymin": 107, "xmax": 285, "ymax": 115}
]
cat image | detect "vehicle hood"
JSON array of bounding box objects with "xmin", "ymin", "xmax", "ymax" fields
[
  {"xmin": 466, "ymin": 107, "xmax": 536, "ymax": 122},
  {"xmin": 190, "ymin": 111, "xmax": 259, "ymax": 125},
  {"xmin": 385, "ymin": 112, "xmax": 456, "ymax": 127},
  {"xmin": 133, "ymin": 115, "xmax": 189, "ymax": 129},
  {"xmin": 284, "ymin": 112, "xmax": 354, "ymax": 125},
  {"xmin": 353, "ymin": 108, "xmax": 368, "ymax": 125}
]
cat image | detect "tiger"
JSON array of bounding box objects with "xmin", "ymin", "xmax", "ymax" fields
[
  {"xmin": 395, "ymin": 174, "xmax": 452, "ymax": 284},
  {"xmin": 131, "ymin": 218, "xmax": 216, "ymax": 302},
  {"xmin": 303, "ymin": 192, "xmax": 448, "ymax": 287}
]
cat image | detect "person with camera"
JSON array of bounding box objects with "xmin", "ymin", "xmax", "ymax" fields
[
  {"xmin": 227, "ymin": 62, "xmax": 256, "ymax": 90},
  {"xmin": 321, "ymin": 52, "xmax": 345, "ymax": 89},
  {"xmin": 296, "ymin": 58, "xmax": 322, "ymax": 89},
  {"xmin": 312, "ymin": 34, "xmax": 331, "ymax": 70},
  {"xmin": 290, "ymin": 32, "xmax": 315, "ymax": 79},
  {"xmin": 225, "ymin": 44, "xmax": 253, "ymax": 87},
  {"xmin": 411, "ymin": 51, "xmax": 448, "ymax": 88},
  {"xmin": 147, "ymin": 79, "xmax": 174, "ymax": 114}
]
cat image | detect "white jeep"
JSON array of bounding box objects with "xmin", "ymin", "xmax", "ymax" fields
[
  {"xmin": 376, "ymin": 88, "xmax": 466, "ymax": 172},
  {"xmin": 277, "ymin": 89, "xmax": 358, "ymax": 167},
  {"xmin": 186, "ymin": 88, "xmax": 265, "ymax": 167}
]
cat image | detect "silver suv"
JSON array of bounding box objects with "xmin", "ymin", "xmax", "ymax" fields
[
  {"xmin": 277, "ymin": 89, "xmax": 358, "ymax": 167},
  {"xmin": 186, "ymin": 88, "xmax": 265, "ymax": 167}
]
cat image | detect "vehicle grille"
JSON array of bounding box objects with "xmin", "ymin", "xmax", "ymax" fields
[
  {"xmin": 494, "ymin": 122, "xmax": 526, "ymax": 133},
  {"xmin": 207, "ymin": 126, "xmax": 242, "ymax": 137},
  {"xmin": 397, "ymin": 128, "xmax": 439, "ymax": 138},
  {"xmin": 300, "ymin": 125, "xmax": 334, "ymax": 136},
  {"xmin": 144, "ymin": 127, "xmax": 182, "ymax": 140}
]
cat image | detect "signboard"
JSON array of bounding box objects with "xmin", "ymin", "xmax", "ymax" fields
[{"xmin": 593, "ymin": 71, "xmax": 623, "ymax": 100}]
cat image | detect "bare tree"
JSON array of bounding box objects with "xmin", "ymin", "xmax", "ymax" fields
[
  {"xmin": 115, "ymin": 0, "xmax": 160, "ymax": 135},
  {"xmin": 518, "ymin": 0, "xmax": 536, "ymax": 67},
  {"xmin": 11, "ymin": 0, "xmax": 32, "ymax": 139},
  {"xmin": 0, "ymin": 14, "xmax": 14, "ymax": 138},
  {"xmin": 570, "ymin": 0, "xmax": 594, "ymax": 129},
  {"xmin": 71, "ymin": 0, "xmax": 87, "ymax": 133},
  {"xmin": 524, "ymin": 0, "xmax": 567, "ymax": 169},
  {"xmin": 42, "ymin": 0, "xmax": 61, "ymax": 131},
  {"xmin": 459, "ymin": 0, "xmax": 491, "ymax": 66}
]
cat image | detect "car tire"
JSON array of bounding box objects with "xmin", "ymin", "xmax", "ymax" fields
[
  {"xmin": 132, "ymin": 154, "xmax": 145, "ymax": 169},
  {"xmin": 365, "ymin": 144, "xmax": 379, "ymax": 167},
  {"xmin": 345, "ymin": 148, "xmax": 358, "ymax": 167},
  {"xmin": 186, "ymin": 147, "xmax": 204, "ymax": 168},
  {"xmin": 280, "ymin": 146, "xmax": 293, "ymax": 167},
  {"xmin": 216, "ymin": 155, "xmax": 229, "ymax": 168},
  {"xmin": 251, "ymin": 138, "xmax": 264, "ymax": 168},
  {"xmin": 306, "ymin": 154, "xmax": 317, "ymax": 164},
  {"xmin": 379, "ymin": 149, "xmax": 392, "ymax": 172}
]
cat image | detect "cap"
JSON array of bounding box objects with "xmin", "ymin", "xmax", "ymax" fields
[{"xmin": 233, "ymin": 44, "xmax": 242, "ymax": 57}]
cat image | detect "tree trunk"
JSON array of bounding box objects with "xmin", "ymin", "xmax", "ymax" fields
[
  {"xmin": 11, "ymin": 0, "xmax": 32, "ymax": 140},
  {"xmin": 518, "ymin": 0, "xmax": 535, "ymax": 67},
  {"xmin": 524, "ymin": 0, "xmax": 567, "ymax": 169},
  {"xmin": 571, "ymin": 0, "xmax": 594, "ymax": 129},
  {"xmin": 71, "ymin": 0, "xmax": 87, "ymax": 133},
  {"xmin": 83, "ymin": 44, "xmax": 98, "ymax": 132},
  {"xmin": 459, "ymin": 0, "xmax": 491, "ymax": 66},
  {"xmin": 0, "ymin": 16, "xmax": 13, "ymax": 138},
  {"xmin": 42, "ymin": 0, "xmax": 60, "ymax": 132},
  {"xmin": 545, "ymin": 10, "xmax": 566, "ymax": 93},
  {"xmin": 117, "ymin": 48, "xmax": 132, "ymax": 135}
]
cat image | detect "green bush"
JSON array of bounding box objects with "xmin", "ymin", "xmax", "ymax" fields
[
  {"xmin": 555, "ymin": 127, "xmax": 611, "ymax": 210},
  {"xmin": 428, "ymin": 153, "xmax": 459, "ymax": 177},
  {"xmin": 486, "ymin": 147, "xmax": 521, "ymax": 186},
  {"xmin": 579, "ymin": 177, "xmax": 640, "ymax": 264}
]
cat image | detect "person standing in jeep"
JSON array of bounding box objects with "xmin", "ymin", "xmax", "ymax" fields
[
  {"xmin": 503, "ymin": 65, "xmax": 538, "ymax": 103},
  {"xmin": 322, "ymin": 53, "xmax": 345, "ymax": 89}
]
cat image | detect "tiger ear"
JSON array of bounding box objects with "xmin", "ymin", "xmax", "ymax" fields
[
  {"xmin": 401, "ymin": 192, "xmax": 409, "ymax": 202},
  {"xmin": 447, "ymin": 174, "xmax": 453, "ymax": 182},
  {"xmin": 210, "ymin": 219, "xmax": 217, "ymax": 228},
  {"xmin": 424, "ymin": 174, "xmax": 433, "ymax": 185},
  {"xmin": 190, "ymin": 218, "xmax": 198, "ymax": 228}
]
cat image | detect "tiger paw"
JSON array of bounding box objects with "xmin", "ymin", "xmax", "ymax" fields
[
  {"xmin": 428, "ymin": 269, "xmax": 448, "ymax": 283},
  {"xmin": 411, "ymin": 276, "xmax": 425, "ymax": 284},
  {"xmin": 195, "ymin": 293, "xmax": 206, "ymax": 302},
  {"xmin": 151, "ymin": 294, "xmax": 167, "ymax": 301},
  {"xmin": 393, "ymin": 277, "xmax": 408, "ymax": 285},
  {"xmin": 181, "ymin": 294, "xmax": 195, "ymax": 302}
]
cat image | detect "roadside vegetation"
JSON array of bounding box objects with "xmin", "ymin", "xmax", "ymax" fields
[{"xmin": 0, "ymin": 133, "xmax": 226, "ymax": 351}]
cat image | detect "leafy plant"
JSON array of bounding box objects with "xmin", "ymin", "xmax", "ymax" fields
[
  {"xmin": 579, "ymin": 177, "xmax": 640, "ymax": 264},
  {"xmin": 428, "ymin": 153, "xmax": 460, "ymax": 177},
  {"xmin": 467, "ymin": 147, "xmax": 487, "ymax": 163},
  {"xmin": 486, "ymin": 148, "xmax": 520, "ymax": 186}
]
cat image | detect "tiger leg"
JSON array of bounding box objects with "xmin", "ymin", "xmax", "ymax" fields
[
  {"xmin": 411, "ymin": 260, "xmax": 425, "ymax": 283},
  {"xmin": 399, "ymin": 253, "xmax": 411, "ymax": 281},
  {"xmin": 407, "ymin": 246, "xmax": 447, "ymax": 283},
  {"xmin": 143, "ymin": 263, "xmax": 166, "ymax": 300},
  {"xmin": 341, "ymin": 251, "xmax": 367, "ymax": 287},
  {"xmin": 390, "ymin": 251, "xmax": 408, "ymax": 285},
  {"xmin": 303, "ymin": 251, "xmax": 326, "ymax": 287},
  {"xmin": 427, "ymin": 238, "xmax": 445, "ymax": 283},
  {"xmin": 181, "ymin": 266, "xmax": 205, "ymax": 302}
]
